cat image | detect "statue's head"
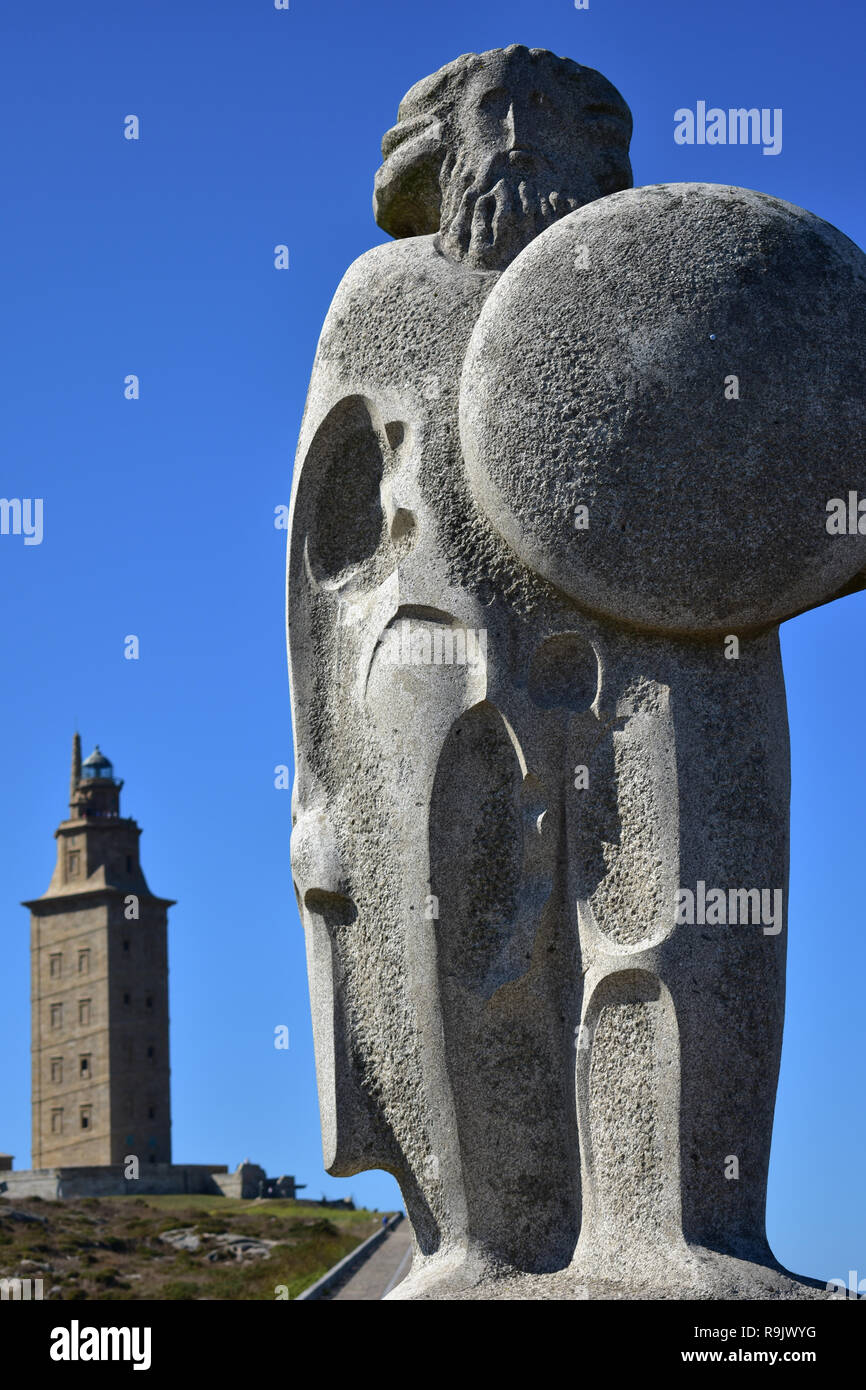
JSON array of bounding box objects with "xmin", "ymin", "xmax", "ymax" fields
[{"xmin": 374, "ymin": 44, "xmax": 633, "ymax": 270}]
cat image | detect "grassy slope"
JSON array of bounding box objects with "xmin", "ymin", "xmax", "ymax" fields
[{"xmin": 0, "ymin": 1195, "xmax": 385, "ymax": 1300}]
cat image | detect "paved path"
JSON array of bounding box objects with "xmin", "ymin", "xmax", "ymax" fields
[{"xmin": 328, "ymin": 1219, "xmax": 413, "ymax": 1300}]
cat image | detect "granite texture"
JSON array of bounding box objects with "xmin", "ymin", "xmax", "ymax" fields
[{"xmin": 461, "ymin": 182, "xmax": 866, "ymax": 633}]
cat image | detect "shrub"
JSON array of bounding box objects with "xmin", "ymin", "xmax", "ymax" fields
[{"xmin": 160, "ymin": 1281, "xmax": 201, "ymax": 1301}]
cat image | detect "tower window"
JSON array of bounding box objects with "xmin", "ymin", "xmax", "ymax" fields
[
  {"xmin": 78, "ymin": 949, "xmax": 90, "ymax": 974},
  {"xmin": 126, "ymin": 855, "xmax": 134, "ymax": 872},
  {"xmin": 78, "ymin": 998, "xmax": 91, "ymax": 1025},
  {"xmin": 146, "ymin": 1045, "xmax": 155, "ymax": 1061},
  {"xmin": 51, "ymin": 1108, "xmax": 63, "ymax": 1134},
  {"xmin": 49, "ymin": 953, "xmax": 62, "ymax": 979},
  {"xmin": 147, "ymin": 1105, "xmax": 155, "ymax": 1119},
  {"xmin": 126, "ymin": 1097, "xmax": 134, "ymax": 1119},
  {"xmin": 123, "ymin": 992, "xmax": 131, "ymax": 1006},
  {"xmin": 67, "ymin": 849, "xmax": 80, "ymax": 878},
  {"xmin": 80, "ymin": 1107, "xmax": 92, "ymax": 1130},
  {"xmin": 50, "ymin": 1057, "xmax": 63, "ymax": 1084},
  {"xmin": 123, "ymin": 939, "xmax": 130, "ymax": 953},
  {"xmin": 145, "ymin": 995, "xmax": 153, "ymax": 1009},
  {"xmin": 79, "ymin": 1055, "xmax": 91, "ymax": 1079},
  {"xmin": 50, "ymin": 1003, "xmax": 63, "ymax": 1029}
]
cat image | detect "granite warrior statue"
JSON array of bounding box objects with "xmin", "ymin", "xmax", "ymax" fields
[{"xmin": 287, "ymin": 45, "xmax": 866, "ymax": 1299}]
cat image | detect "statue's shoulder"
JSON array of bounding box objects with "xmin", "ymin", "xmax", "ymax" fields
[
  {"xmin": 318, "ymin": 234, "xmax": 493, "ymax": 366},
  {"xmin": 293, "ymin": 237, "xmax": 440, "ymax": 467},
  {"xmin": 294, "ymin": 236, "xmax": 489, "ymax": 465},
  {"xmin": 325, "ymin": 234, "xmax": 447, "ymax": 317}
]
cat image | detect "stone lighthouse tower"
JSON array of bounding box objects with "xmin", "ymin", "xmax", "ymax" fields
[{"xmin": 23, "ymin": 735, "xmax": 174, "ymax": 1169}]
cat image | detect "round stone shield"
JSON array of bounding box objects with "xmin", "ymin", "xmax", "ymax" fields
[{"xmin": 459, "ymin": 183, "xmax": 866, "ymax": 633}]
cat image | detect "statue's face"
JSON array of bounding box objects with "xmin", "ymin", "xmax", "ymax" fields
[
  {"xmin": 455, "ymin": 51, "xmax": 630, "ymax": 200},
  {"xmin": 438, "ymin": 51, "xmax": 632, "ymax": 268}
]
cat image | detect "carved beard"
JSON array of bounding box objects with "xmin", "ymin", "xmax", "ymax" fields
[{"xmin": 436, "ymin": 147, "xmax": 584, "ymax": 272}]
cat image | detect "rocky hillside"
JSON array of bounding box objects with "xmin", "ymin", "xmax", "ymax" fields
[{"xmin": 0, "ymin": 1194, "xmax": 383, "ymax": 1300}]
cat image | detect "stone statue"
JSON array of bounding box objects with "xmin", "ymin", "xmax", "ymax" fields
[{"xmin": 287, "ymin": 45, "xmax": 866, "ymax": 1299}]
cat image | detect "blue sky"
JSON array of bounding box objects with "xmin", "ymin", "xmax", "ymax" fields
[{"xmin": 0, "ymin": 0, "xmax": 862, "ymax": 1282}]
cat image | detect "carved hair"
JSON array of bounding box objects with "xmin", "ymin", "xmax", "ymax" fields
[{"xmin": 373, "ymin": 45, "xmax": 633, "ymax": 239}]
